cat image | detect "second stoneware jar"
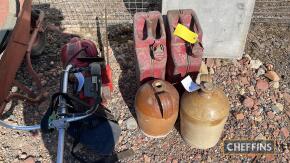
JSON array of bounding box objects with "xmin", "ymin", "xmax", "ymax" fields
[
  {"xmin": 180, "ymin": 82, "xmax": 230, "ymax": 149},
  {"xmin": 135, "ymin": 79, "xmax": 179, "ymax": 138}
]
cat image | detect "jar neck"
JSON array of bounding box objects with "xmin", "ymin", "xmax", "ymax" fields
[{"xmin": 199, "ymin": 82, "xmax": 214, "ymax": 97}]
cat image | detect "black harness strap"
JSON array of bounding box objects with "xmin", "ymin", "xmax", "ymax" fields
[
  {"xmin": 40, "ymin": 92, "xmax": 87, "ymax": 133},
  {"xmin": 41, "ymin": 92, "xmax": 66, "ymax": 133}
]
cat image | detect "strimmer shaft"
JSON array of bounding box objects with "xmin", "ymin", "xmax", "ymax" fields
[
  {"xmin": 56, "ymin": 64, "xmax": 72, "ymax": 163},
  {"xmin": 0, "ymin": 64, "xmax": 96, "ymax": 162}
]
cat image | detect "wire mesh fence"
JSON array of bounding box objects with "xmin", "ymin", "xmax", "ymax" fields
[
  {"xmin": 33, "ymin": 0, "xmax": 161, "ymax": 28},
  {"xmin": 32, "ymin": 0, "xmax": 290, "ymax": 28},
  {"xmin": 252, "ymin": 0, "xmax": 290, "ymax": 24}
]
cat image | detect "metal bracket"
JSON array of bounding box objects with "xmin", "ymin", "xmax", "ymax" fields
[{"xmin": 50, "ymin": 118, "xmax": 70, "ymax": 130}]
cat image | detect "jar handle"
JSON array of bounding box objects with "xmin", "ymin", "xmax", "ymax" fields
[
  {"xmin": 156, "ymin": 92, "xmax": 173, "ymax": 119},
  {"xmin": 152, "ymin": 81, "xmax": 173, "ymax": 119}
]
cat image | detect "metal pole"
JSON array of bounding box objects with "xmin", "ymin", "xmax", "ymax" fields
[
  {"xmin": 56, "ymin": 128, "xmax": 65, "ymax": 163},
  {"xmin": 56, "ymin": 64, "xmax": 72, "ymax": 163},
  {"xmin": 105, "ymin": 7, "xmax": 109, "ymax": 65}
]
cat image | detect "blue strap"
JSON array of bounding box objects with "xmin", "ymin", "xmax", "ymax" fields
[{"xmin": 74, "ymin": 72, "xmax": 85, "ymax": 92}]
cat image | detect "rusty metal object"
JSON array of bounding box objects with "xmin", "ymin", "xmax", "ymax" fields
[
  {"xmin": 13, "ymin": 80, "xmax": 36, "ymax": 98},
  {"xmin": 135, "ymin": 79, "xmax": 179, "ymax": 137},
  {"xmin": 180, "ymin": 82, "xmax": 230, "ymax": 149},
  {"xmin": 26, "ymin": 11, "xmax": 45, "ymax": 89},
  {"xmin": 0, "ymin": 0, "xmax": 47, "ymax": 114}
]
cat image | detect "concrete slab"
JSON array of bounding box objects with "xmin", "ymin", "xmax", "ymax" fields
[{"xmin": 162, "ymin": 0, "xmax": 256, "ymax": 58}]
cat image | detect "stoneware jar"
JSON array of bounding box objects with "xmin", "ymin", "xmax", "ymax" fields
[
  {"xmin": 180, "ymin": 82, "xmax": 230, "ymax": 149},
  {"xmin": 135, "ymin": 79, "xmax": 179, "ymax": 138}
]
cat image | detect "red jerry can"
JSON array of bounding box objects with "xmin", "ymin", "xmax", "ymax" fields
[
  {"xmin": 134, "ymin": 11, "xmax": 167, "ymax": 84},
  {"xmin": 166, "ymin": 9, "xmax": 204, "ymax": 83}
]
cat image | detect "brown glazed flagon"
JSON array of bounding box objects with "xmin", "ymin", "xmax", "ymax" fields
[{"xmin": 135, "ymin": 80, "xmax": 179, "ymax": 137}]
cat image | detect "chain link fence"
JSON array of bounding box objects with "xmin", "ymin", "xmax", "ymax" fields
[
  {"xmin": 33, "ymin": 0, "xmax": 161, "ymax": 28},
  {"xmin": 32, "ymin": 0, "xmax": 290, "ymax": 28}
]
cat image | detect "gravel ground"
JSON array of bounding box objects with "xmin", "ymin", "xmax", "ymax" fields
[
  {"xmin": 0, "ymin": 1, "xmax": 290, "ymax": 163},
  {"xmin": 246, "ymin": 23, "xmax": 290, "ymax": 88}
]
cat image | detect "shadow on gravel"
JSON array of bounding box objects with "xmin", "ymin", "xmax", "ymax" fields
[
  {"xmin": 106, "ymin": 23, "xmax": 139, "ymax": 119},
  {"xmin": 17, "ymin": 3, "xmax": 76, "ymax": 162},
  {"xmin": 95, "ymin": 0, "xmax": 163, "ymax": 121}
]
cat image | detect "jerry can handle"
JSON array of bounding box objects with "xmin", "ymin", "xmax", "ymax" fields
[{"xmin": 152, "ymin": 81, "xmax": 173, "ymax": 119}]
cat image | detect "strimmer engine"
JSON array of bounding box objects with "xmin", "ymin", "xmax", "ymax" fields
[
  {"xmin": 40, "ymin": 37, "xmax": 120, "ymax": 162},
  {"xmin": 61, "ymin": 37, "xmax": 113, "ymax": 105}
]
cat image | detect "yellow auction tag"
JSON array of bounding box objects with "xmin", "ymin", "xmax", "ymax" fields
[{"xmin": 174, "ymin": 23, "xmax": 199, "ymax": 44}]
